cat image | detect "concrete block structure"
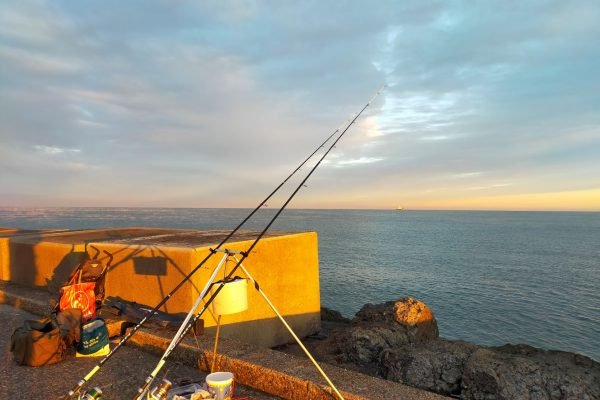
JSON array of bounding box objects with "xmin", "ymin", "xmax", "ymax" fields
[{"xmin": 0, "ymin": 227, "xmax": 321, "ymax": 347}]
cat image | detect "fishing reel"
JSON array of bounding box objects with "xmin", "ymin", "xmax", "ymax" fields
[
  {"xmin": 78, "ymin": 387, "xmax": 102, "ymax": 400},
  {"xmin": 146, "ymin": 379, "xmax": 172, "ymax": 399}
]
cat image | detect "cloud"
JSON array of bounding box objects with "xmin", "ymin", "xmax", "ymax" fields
[
  {"xmin": 33, "ymin": 145, "xmax": 81, "ymax": 155},
  {"xmin": 0, "ymin": 1, "xmax": 599, "ymax": 209},
  {"xmin": 0, "ymin": 44, "xmax": 82, "ymax": 73},
  {"xmin": 323, "ymin": 157, "xmax": 384, "ymax": 168},
  {"xmin": 452, "ymin": 172, "xmax": 484, "ymax": 179}
]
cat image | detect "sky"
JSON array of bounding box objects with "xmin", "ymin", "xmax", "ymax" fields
[{"xmin": 1, "ymin": 1, "xmax": 599, "ymax": 211}]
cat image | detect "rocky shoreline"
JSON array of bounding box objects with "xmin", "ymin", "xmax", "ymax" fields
[{"xmin": 276, "ymin": 297, "xmax": 599, "ymax": 399}]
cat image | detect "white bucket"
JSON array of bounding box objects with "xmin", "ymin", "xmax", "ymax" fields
[
  {"xmin": 210, "ymin": 278, "xmax": 248, "ymax": 315},
  {"xmin": 205, "ymin": 371, "xmax": 234, "ymax": 400}
]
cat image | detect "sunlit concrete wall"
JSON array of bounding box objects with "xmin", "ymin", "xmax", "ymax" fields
[
  {"xmin": 91, "ymin": 231, "xmax": 321, "ymax": 348},
  {"xmin": 0, "ymin": 228, "xmax": 321, "ymax": 347},
  {"xmin": 190, "ymin": 232, "xmax": 321, "ymax": 348}
]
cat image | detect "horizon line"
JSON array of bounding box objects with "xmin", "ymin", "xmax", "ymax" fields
[{"xmin": 0, "ymin": 205, "xmax": 598, "ymax": 213}]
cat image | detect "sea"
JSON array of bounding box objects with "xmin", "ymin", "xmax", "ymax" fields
[{"xmin": 1, "ymin": 207, "xmax": 598, "ymax": 361}]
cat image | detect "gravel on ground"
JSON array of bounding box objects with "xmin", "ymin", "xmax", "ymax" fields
[{"xmin": 0, "ymin": 304, "xmax": 281, "ymax": 400}]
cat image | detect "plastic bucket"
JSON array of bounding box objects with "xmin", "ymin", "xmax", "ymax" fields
[
  {"xmin": 205, "ymin": 371, "xmax": 234, "ymax": 400},
  {"xmin": 210, "ymin": 278, "xmax": 248, "ymax": 315}
]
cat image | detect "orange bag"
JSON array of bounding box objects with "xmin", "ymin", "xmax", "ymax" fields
[{"xmin": 59, "ymin": 282, "xmax": 96, "ymax": 321}]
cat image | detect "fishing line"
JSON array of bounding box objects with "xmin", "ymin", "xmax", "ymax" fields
[
  {"xmin": 62, "ymin": 89, "xmax": 378, "ymax": 399},
  {"xmin": 66, "ymin": 119, "xmax": 357, "ymax": 399},
  {"xmin": 132, "ymin": 86, "xmax": 385, "ymax": 400},
  {"xmin": 63, "ymin": 143, "xmax": 343, "ymax": 399}
]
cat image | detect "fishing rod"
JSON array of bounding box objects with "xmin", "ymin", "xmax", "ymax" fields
[
  {"xmin": 132, "ymin": 86, "xmax": 385, "ymax": 400},
  {"xmin": 63, "ymin": 88, "xmax": 382, "ymax": 399}
]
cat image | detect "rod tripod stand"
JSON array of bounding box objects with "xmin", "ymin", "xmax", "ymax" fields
[{"xmin": 133, "ymin": 248, "xmax": 345, "ymax": 400}]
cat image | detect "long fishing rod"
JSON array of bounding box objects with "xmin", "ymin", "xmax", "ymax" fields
[
  {"xmin": 63, "ymin": 92, "xmax": 377, "ymax": 399},
  {"xmin": 132, "ymin": 86, "xmax": 385, "ymax": 400}
]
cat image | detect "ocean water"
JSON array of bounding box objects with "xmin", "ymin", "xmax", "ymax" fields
[{"xmin": 1, "ymin": 207, "xmax": 598, "ymax": 361}]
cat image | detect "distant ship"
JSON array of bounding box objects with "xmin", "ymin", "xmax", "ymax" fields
[{"xmin": 396, "ymin": 206, "xmax": 403, "ymax": 211}]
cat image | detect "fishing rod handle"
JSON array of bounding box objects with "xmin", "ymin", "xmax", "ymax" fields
[
  {"xmin": 132, "ymin": 287, "xmax": 222, "ymax": 394},
  {"xmin": 62, "ymin": 308, "xmax": 155, "ymax": 399},
  {"xmin": 132, "ymin": 372, "xmax": 157, "ymax": 400},
  {"xmin": 64, "ymin": 374, "xmax": 95, "ymax": 400},
  {"xmin": 62, "ymin": 249, "xmax": 214, "ymax": 397},
  {"xmin": 130, "ymin": 253, "xmax": 229, "ymax": 395}
]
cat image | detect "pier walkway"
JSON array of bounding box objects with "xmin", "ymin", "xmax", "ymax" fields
[{"xmin": 1, "ymin": 281, "xmax": 450, "ymax": 399}]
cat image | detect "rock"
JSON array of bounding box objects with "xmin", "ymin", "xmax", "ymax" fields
[
  {"xmin": 338, "ymin": 326, "xmax": 410, "ymax": 365},
  {"xmin": 380, "ymin": 339, "xmax": 479, "ymax": 396},
  {"xmin": 394, "ymin": 297, "xmax": 436, "ymax": 324},
  {"xmin": 336, "ymin": 297, "xmax": 438, "ymax": 367},
  {"xmin": 278, "ymin": 298, "xmax": 600, "ymax": 400},
  {"xmin": 380, "ymin": 340, "xmax": 600, "ymax": 399},
  {"xmin": 353, "ymin": 301, "xmax": 400, "ymax": 325},
  {"xmin": 393, "ymin": 297, "xmax": 439, "ymax": 342},
  {"xmin": 462, "ymin": 346, "xmax": 600, "ymax": 400},
  {"xmin": 320, "ymin": 307, "xmax": 351, "ymax": 323},
  {"xmin": 352, "ymin": 297, "xmax": 439, "ymax": 343}
]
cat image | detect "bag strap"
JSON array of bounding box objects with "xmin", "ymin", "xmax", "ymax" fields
[{"xmin": 24, "ymin": 318, "xmax": 56, "ymax": 331}]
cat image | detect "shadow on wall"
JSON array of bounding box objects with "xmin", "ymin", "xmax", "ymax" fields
[
  {"xmin": 5, "ymin": 231, "xmax": 86, "ymax": 292},
  {"xmin": 91, "ymin": 244, "xmax": 201, "ymax": 313},
  {"xmin": 133, "ymin": 255, "xmax": 168, "ymax": 310},
  {"xmin": 2, "ymin": 230, "xmax": 41, "ymax": 287},
  {"xmin": 133, "ymin": 256, "xmax": 167, "ymax": 275},
  {"xmin": 3, "ymin": 231, "xmax": 205, "ymax": 314},
  {"xmin": 45, "ymin": 247, "xmax": 87, "ymax": 294}
]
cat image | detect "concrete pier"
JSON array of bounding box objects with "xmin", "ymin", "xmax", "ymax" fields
[
  {"xmin": 0, "ymin": 227, "xmax": 321, "ymax": 347},
  {"xmin": 0, "ymin": 281, "xmax": 450, "ymax": 400}
]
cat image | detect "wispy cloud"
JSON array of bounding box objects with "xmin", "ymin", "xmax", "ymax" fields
[
  {"xmin": 467, "ymin": 183, "xmax": 512, "ymax": 191},
  {"xmin": 324, "ymin": 157, "xmax": 385, "ymax": 168},
  {"xmin": 33, "ymin": 145, "xmax": 81, "ymax": 155},
  {"xmin": 420, "ymin": 135, "xmax": 452, "ymax": 141},
  {"xmin": 452, "ymin": 172, "xmax": 484, "ymax": 179}
]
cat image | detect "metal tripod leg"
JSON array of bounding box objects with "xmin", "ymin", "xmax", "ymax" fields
[
  {"xmin": 132, "ymin": 251, "xmax": 231, "ymax": 399},
  {"xmin": 233, "ymin": 256, "xmax": 345, "ymax": 400}
]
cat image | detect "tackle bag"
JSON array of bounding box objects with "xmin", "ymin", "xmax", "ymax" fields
[
  {"xmin": 76, "ymin": 317, "xmax": 109, "ymax": 357},
  {"xmin": 10, "ymin": 309, "xmax": 82, "ymax": 367},
  {"xmin": 55, "ymin": 257, "xmax": 109, "ymax": 315},
  {"xmin": 59, "ymin": 281, "xmax": 97, "ymax": 321}
]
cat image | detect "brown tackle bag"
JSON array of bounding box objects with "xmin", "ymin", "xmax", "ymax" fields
[{"xmin": 10, "ymin": 308, "xmax": 82, "ymax": 367}]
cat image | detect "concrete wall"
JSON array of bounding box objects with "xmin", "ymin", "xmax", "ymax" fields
[
  {"xmin": 0, "ymin": 228, "xmax": 321, "ymax": 347},
  {"xmin": 191, "ymin": 232, "xmax": 321, "ymax": 348},
  {"xmin": 0, "ymin": 229, "xmax": 84, "ymax": 288},
  {"xmin": 0, "ymin": 228, "xmax": 181, "ymax": 291}
]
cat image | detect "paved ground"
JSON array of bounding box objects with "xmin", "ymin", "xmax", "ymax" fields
[
  {"xmin": 0, "ymin": 282, "xmax": 453, "ymax": 400},
  {"xmin": 0, "ymin": 305, "xmax": 280, "ymax": 400}
]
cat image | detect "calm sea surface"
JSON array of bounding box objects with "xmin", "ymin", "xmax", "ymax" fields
[{"xmin": 1, "ymin": 207, "xmax": 598, "ymax": 360}]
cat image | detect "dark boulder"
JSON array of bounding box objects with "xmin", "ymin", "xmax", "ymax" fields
[
  {"xmin": 320, "ymin": 307, "xmax": 351, "ymax": 323},
  {"xmin": 380, "ymin": 339, "xmax": 479, "ymax": 396},
  {"xmin": 336, "ymin": 297, "xmax": 439, "ymax": 367},
  {"xmin": 279, "ymin": 299, "xmax": 600, "ymax": 400},
  {"xmin": 352, "ymin": 296, "xmax": 439, "ymax": 342},
  {"xmin": 380, "ymin": 340, "xmax": 600, "ymax": 399},
  {"xmin": 461, "ymin": 345, "xmax": 600, "ymax": 400},
  {"xmin": 338, "ymin": 325, "xmax": 410, "ymax": 365}
]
